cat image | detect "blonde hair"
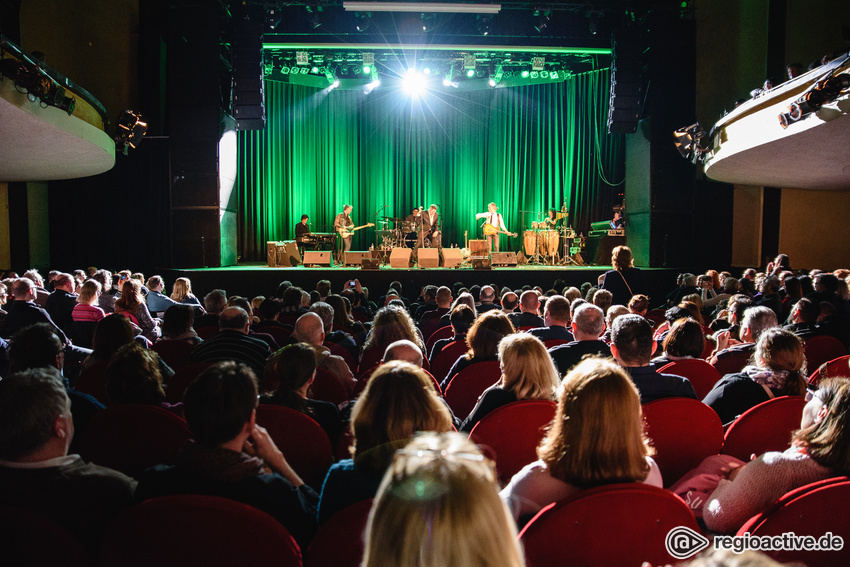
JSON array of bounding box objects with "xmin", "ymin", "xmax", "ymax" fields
[
  {"xmin": 538, "ymin": 358, "xmax": 653, "ymax": 487},
  {"xmin": 498, "ymin": 334, "xmax": 559, "ymax": 401},
  {"xmin": 77, "ymin": 279, "xmax": 102, "ymax": 305},
  {"xmin": 362, "ymin": 432, "xmax": 525, "ymax": 567},
  {"xmin": 350, "ymin": 362, "xmax": 452, "ymax": 474},
  {"xmin": 611, "ymin": 245, "xmax": 634, "ymax": 271},
  {"xmin": 170, "ymin": 277, "xmax": 193, "ymax": 302}
]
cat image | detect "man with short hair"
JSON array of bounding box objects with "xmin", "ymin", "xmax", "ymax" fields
[
  {"xmin": 508, "ymin": 290, "xmax": 545, "ymax": 329},
  {"xmin": 194, "ymin": 289, "xmax": 228, "ymax": 328},
  {"xmin": 529, "ymin": 295, "xmax": 575, "ymax": 343},
  {"xmin": 23, "ymin": 269, "xmax": 50, "ymax": 307},
  {"xmin": 500, "ymin": 291, "xmax": 519, "ymax": 313},
  {"xmin": 784, "ymin": 297, "xmax": 822, "ymax": 340},
  {"xmin": 611, "ymin": 314, "xmax": 697, "ymax": 404},
  {"xmin": 190, "ymin": 307, "xmax": 271, "ymax": 377},
  {"xmin": 477, "ymin": 285, "xmax": 500, "ymax": 313},
  {"xmin": 316, "ymin": 280, "xmax": 331, "ymax": 302},
  {"xmin": 309, "ymin": 301, "xmax": 358, "ymax": 358},
  {"xmin": 429, "ymin": 304, "xmax": 475, "ymax": 362},
  {"xmin": 135, "ymin": 361, "xmax": 318, "ymax": 547},
  {"xmin": 44, "ymin": 272, "xmax": 78, "ymax": 336},
  {"xmin": 709, "ymin": 306, "xmax": 778, "ymax": 367},
  {"xmin": 592, "ymin": 288, "xmax": 613, "ymax": 316},
  {"xmin": 145, "ymin": 275, "xmax": 181, "ymax": 316},
  {"xmin": 548, "ymin": 304, "xmax": 611, "ymax": 376},
  {"xmin": 293, "ymin": 312, "xmax": 355, "ymax": 393},
  {"xmin": 382, "ymin": 339, "xmax": 424, "ymax": 367},
  {"xmin": 2, "ymin": 278, "xmax": 69, "ymax": 343},
  {"xmin": 0, "ymin": 367, "xmax": 135, "ymax": 551},
  {"xmin": 413, "ymin": 285, "xmax": 438, "ymax": 321}
]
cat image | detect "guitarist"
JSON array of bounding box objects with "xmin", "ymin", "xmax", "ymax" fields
[
  {"xmin": 334, "ymin": 204, "xmax": 355, "ymax": 253},
  {"xmin": 476, "ymin": 202, "xmax": 514, "ymax": 252}
]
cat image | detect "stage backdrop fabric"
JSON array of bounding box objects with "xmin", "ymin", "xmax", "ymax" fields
[{"xmin": 237, "ymin": 68, "xmax": 624, "ymax": 259}]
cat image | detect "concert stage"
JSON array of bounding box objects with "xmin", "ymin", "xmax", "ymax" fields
[{"xmin": 160, "ymin": 263, "xmax": 682, "ymax": 307}]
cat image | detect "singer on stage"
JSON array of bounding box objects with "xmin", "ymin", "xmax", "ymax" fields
[
  {"xmin": 423, "ymin": 204, "xmax": 441, "ymax": 248},
  {"xmin": 334, "ymin": 204, "xmax": 355, "ymax": 252},
  {"xmin": 476, "ymin": 202, "xmax": 512, "ymax": 252}
]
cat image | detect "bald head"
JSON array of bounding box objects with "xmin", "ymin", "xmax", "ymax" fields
[
  {"xmin": 294, "ymin": 312, "xmax": 325, "ymax": 346},
  {"xmin": 435, "ymin": 286, "xmax": 452, "ymax": 308},
  {"xmin": 520, "ymin": 290, "xmax": 540, "ymax": 314},
  {"xmin": 382, "ymin": 339, "xmax": 423, "ymax": 367},
  {"xmin": 480, "ymin": 285, "xmax": 496, "ymax": 303},
  {"xmin": 219, "ymin": 307, "xmax": 250, "ymax": 333},
  {"xmin": 502, "ymin": 292, "xmax": 518, "ymax": 312}
]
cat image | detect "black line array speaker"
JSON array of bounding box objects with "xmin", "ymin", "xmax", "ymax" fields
[
  {"xmin": 608, "ymin": 28, "xmax": 644, "ymax": 134},
  {"xmin": 232, "ymin": 16, "xmax": 265, "ymax": 131}
]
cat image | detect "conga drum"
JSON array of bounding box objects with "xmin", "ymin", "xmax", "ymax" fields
[
  {"xmin": 542, "ymin": 230, "xmax": 560, "ymax": 256},
  {"xmin": 523, "ymin": 230, "xmax": 538, "ymax": 255}
]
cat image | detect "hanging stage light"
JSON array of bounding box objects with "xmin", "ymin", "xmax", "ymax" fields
[{"xmin": 114, "ymin": 110, "xmax": 148, "ymax": 155}]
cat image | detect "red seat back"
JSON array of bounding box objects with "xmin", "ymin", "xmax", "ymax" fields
[
  {"xmin": 165, "ymin": 361, "xmax": 215, "ymax": 404},
  {"xmin": 261, "ymin": 326, "xmax": 292, "ymax": 348},
  {"xmin": 444, "ymin": 361, "xmax": 503, "ymax": 418},
  {"xmin": 425, "ymin": 325, "xmax": 453, "ymax": 354},
  {"xmin": 152, "ymin": 339, "xmax": 195, "ymax": 370},
  {"xmin": 809, "ymin": 354, "xmax": 850, "ymax": 386},
  {"xmin": 98, "ymin": 495, "xmax": 302, "ymax": 567},
  {"xmin": 519, "ymin": 484, "xmax": 700, "ymax": 567},
  {"xmin": 468, "ymin": 400, "xmax": 556, "ymax": 484},
  {"xmin": 311, "ymin": 367, "xmax": 350, "ymax": 407},
  {"xmin": 642, "ymin": 398, "xmax": 724, "ymax": 487},
  {"xmin": 356, "ymin": 347, "xmax": 382, "ymax": 377},
  {"xmin": 803, "ymin": 336, "xmax": 847, "ymax": 378},
  {"xmin": 721, "ymin": 396, "xmax": 807, "ymax": 461},
  {"xmin": 255, "ymin": 405, "xmax": 333, "ymax": 489},
  {"xmin": 324, "ymin": 342, "xmax": 358, "ymax": 375},
  {"xmin": 736, "ymin": 477, "xmax": 850, "ymax": 567},
  {"xmin": 658, "ymin": 359, "xmax": 723, "ymax": 399},
  {"xmin": 429, "ymin": 340, "xmax": 468, "ymax": 385},
  {"xmin": 304, "ymin": 499, "xmax": 373, "ymax": 567},
  {"xmin": 75, "ymin": 360, "xmax": 110, "ymax": 406},
  {"xmin": 418, "ymin": 313, "xmax": 446, "ymax": 346},
  {"xmin": 542, "ymin": 339, "xmax": 570, "ymax": 350},
  {"xmin": 710, "ymin": 349, "xmax": 752, "ymax": 376},
  {"xmin": 0, "ymin": 506, "xmax": 89, "ymax": 567},
  {"xmin": 76, "ymin": 404, "xmax": 192, "ymax": 478},
  {"xmin": 645, "ymin": 309, "xmax": 666, "ymax": 327},
  {"xmin": 195, "ymin": 326, "xmax": 220, "ymax": 340}
]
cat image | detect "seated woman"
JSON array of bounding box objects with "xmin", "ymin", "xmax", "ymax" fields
[
  {"xmin": 317, "ymin": 361, "xmax": 452, "ymax": 524},
  {"xmin": 500, "ymin": 357, "xmax": 662, "ymax": 522},
  {"xmin": 461, "ymin": 333, "xmax": 559, "ymax": 432},
  {"xmin": 170, "ymin": 276, "xmax": 203, "ymax": 311},
  {"xmin": 362, "ymin": 432, "xmax": 525, "ymax": 567},
  {"xmin": 702, "ymin": 377, "xmax": 850, "ymax": 534},
  {"xmin": 651, "ymin": 317, "xmax": 706, "ymax": 367},
  {"xmin": 703, "ymin": 328, "xmax": 808, "ymax": 425},
  {"xmin": 260, "ymin": 343, "xmax": 342, "ymax": 444},
  {"xmin": 159, "ymin": 304, "xmax": 202, "ymax": 345},
  {"xmin": 114, "ymin": 279, "xmax": 160, "ymax": 341},
  {"xmin": 441, "ymin": 310, "xmax": 515, "ymax": 391},
  {"xmin": 359, "ymin": 306, "xmax": 424, "ymax": 371},
  {"xmin": 105, "ymin": 343, "xmax": 181, "ymax": 414},
  {"xmin": 83, "ymin": 314, "xmax": 138, "ymax": 370},
  {"xmin": 71, "ymin": 279, "xmax": 106, "ymax": 348}
]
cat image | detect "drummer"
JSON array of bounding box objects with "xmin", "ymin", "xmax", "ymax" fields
[
  {"xmin": 543, "ymin": 208, "xmax": 563, "ymax": 229},
  {"xmin": 404, "ymin": 207, "xmax": 424, "ymax": 248}
]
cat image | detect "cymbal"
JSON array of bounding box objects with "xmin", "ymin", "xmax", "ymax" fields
[{"xmin": 382, "ymin": 216, "xmax": 403, "ymax": 221}]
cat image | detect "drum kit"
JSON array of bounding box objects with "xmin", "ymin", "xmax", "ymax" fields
[
  {"xmin": 520, "ymin": 209, "xmax": 581, "ymax": 265},
  {"xmin": 375, "ymin": 217, "xmax": 419, "ymax": 249}
]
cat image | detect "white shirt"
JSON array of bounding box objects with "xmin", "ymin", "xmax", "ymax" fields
[{"xmin": 476, "ymin": 211, "xmax": 507, "ymax": 231}]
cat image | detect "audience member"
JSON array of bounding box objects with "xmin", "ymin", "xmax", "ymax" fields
[
  {"xmin": 170, "ymin": 277, "xmax": 203, "ymax": 312},
  {"xmin": 419, "ymin": 286, "xmax": 453, "ymax": 341},
  {"xmin": 362, "ymin": 306, "xmax": 425, "ymax": 365},
  {"xmin": 703, "ymin": 328, "xmax": 807, "ymax": 425},
  {"xmin": 0, "ymin": 367, "xmax": 136, "ymax": 551},
  {"xmin": 508, "ymin": 290, "xmax": 544, "ymax": 329},
  {"xmin": 429, "ymin": 304, "xmax": 475, "ymax": 361},
  {"xmin": 382, "ymin": 339, "xmax": 424, "ymax": 367},
  {"xmin": 548, "ymin": 304, "xmax": 610, "ymax": 376},
  {"xmin": 611, "ymin": 314, "xmax": 697, "ymax": 403},
  {"xmin": 44, "ymin": 272, "xmax": 77, "ymax": 336},
  {"xmin": 501, "ymin": 358, "xmax": 662, "ymax": 521},
  {"xmin": 91, "ymin": 269, "xmax": 115, "ymax": 314},
  {"xmin": 528, "ymin": 295, "xmax": 574, "ymax": 343},
  {"xmin": 71, "ymin": 279, "xmax": 106, "ymax": 348},
  {"xmin": 292, "ymin": 312, "xmax": 355, "ymax": 393},
  {"xmin": 363, "ymin": 432, "xmax": 524, "ymax": 567},
  {"xmin": 261, "ymin": 343, "xmax": 342, "ymax": 443},
  {"xmin": 308, "ymin": 300, "xmax": 358, "ymax": 357},
  {"xmin": 105, "ymin": 343, "xmax": 180, "ymax": 413},
  {"xmin": 600, "ymin": 245, "xmax": 644, "ymax": 305},
  {"xmin": 783, "ymin": 297, "xmax": 822, "ymax": 340},
  {"xmin": 709, "ymin": 306, "xmax": 778, "ymax": 367},
  {"xmin": 477, "ymin": 284, "xmax": 501, "ymax": 313},
  {"xmin": 159, "ymin": 304, "xmax": 202, "ymax": 345},
  {"xmin": 412, "ymin": 285, "xmax": 437, "ymax": 320},
  {"xmin": 194, "ymin": 289, "xmax": 227, "ymax": 329},
  {"xmin": 461, "ymin": 334, "xmax": 559, "ymax": 432},
  {"xmin": 190, "ymin": 307, "xmax": 271, "ymax": 377},
  {"xmin": 114, "ymin": 279, "xmax": 160, "ymax": 341},
  {"xmin": 317, "ymin": 362, "xmax": 452, "ymax": 524},
  {"xmin": 136, "ymin": 361, "xmax": 318, "ymax": 547},
  {"xmin": 651, "ymin": 317, "xmax": 706, "ymax": 367},
  {"xmin": 1, "ymin": 278, "xmax": 68, "ymax": 343},
  {"xmin": 441, "ymin": 310, "xmax": 515, "ymax": 391},
  {"xmin": 145, "ymin": 275, "xmax": 181, "ymax": 316}
]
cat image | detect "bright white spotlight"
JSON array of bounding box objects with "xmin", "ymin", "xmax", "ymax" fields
[
  {"xmin": 402, "ymin": 69, "xmax": 427, "ymax": 96},
  {"xmin": 488, "ymin": 78, "xmax": 496, "ymax": 87},
  {"xmin": 364, "ymin": 78, "xmax": 381, "ymax": 94}
]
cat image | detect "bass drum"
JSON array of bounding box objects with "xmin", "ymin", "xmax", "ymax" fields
[
  {"xmin": 404, "ymin": 232, "xmax": 418, "ymax": 248},
  {"xmin": 523, "ymin": 230, "xmax": 538, "ymax": 256}
]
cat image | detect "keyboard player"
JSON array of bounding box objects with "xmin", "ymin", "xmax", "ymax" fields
[{"xmin": 295, "ymin": 214, "xmax": 311, "ymax": 256}]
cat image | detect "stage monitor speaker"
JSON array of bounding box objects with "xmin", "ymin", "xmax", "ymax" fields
[
  {"xmin": 389, "ymin": 248, "xmax": 412, "ymax": 268},
  {"xmin": 472, "ymin": 258, "xmax": 492, "ymax": 270},
  {"xmin": 362, "ymin": 258, "xmax": 381, "ymax": 270},
  {"xmin": 276, "ymin": 241, "xmax": 301, "ymax": 267},
  {"xmin": 469, "ymin": 239, "xmax": 489, "ymax": 257},
  {"xmin": 491, "ymin": 252, "xmax": 517, "ymax": 266},
  {"xmin": 418, "ymin": 248, "xmax": 440, "ymax": 269},
  {"xmin": 516, "ymin": 251, "xmax": 528, "ymax": 265},
  {"xmin": 441, "ymin": 248, "xmax": 463, "ymax": 268},
  {"xmin": 303, "ymin": 251, "xmax": 332, "ymax": 267},
  {"xmin": 344, "ymin": 251, "xmax": 370, "ymax": 266}
]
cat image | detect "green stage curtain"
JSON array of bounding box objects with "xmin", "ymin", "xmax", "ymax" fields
[{"xmin": 237, "ymin": 68, "xmax": 624, "ymax": 259}]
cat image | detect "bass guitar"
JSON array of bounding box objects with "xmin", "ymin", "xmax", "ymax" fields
[
  {"xmin": 338, "ymin": 222, "xmax": 375, "ymax": 239},
  {"xmin": 482, "ymin": 223, "xmax": 517, "ymax": 238}
]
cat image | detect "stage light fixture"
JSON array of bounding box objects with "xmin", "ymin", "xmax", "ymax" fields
[
  {"xmin": 306, "ymin": 5, "xmax": 322, "ymax": 29},
  {"xmin": 488, "ymin": 78, "xmax": 496, "ymax": 87},
  {"xmin": 673, "ymin": 122, "xmax": 709, "ymax": 163},
  {"xmin": 466, "ymin": 69, "xmax": 475, "ymax": 78},
  {"xmin": 402, "ymin": 69, "xmax": 427, "ymax": 96},
  {"xmin": 531, "ymin": 57, "xmax": 545, "ymax": 71},
  {"xmin": 362, "ymin": 53, "xmax": 375, "ymax": 66},
  {"xmin": 540, "ymin": 70, "xmax": 549, "ymax": 78},
  {"xmin": 362, "ymin": 65, "xmax": 371, "ymax": 74},
  {"xmin": 266, "ymin": 8, "xmax": 281, "ymax": 30},
  {"xmin": 114, "ymin": 110, "xmax": 148, "ymax": 155},
  {"xmin": 280, "ymin": 66, "xmax": 290, "ymax": 75},
  {"xmin": 476, "ymin": 14, "xmax": 493, "ymax": 36},
  {"xmin": 343, "ymin": 2, "xmax": 501, "ymax": 14},
  {"xmin": 533, "ymin": 10, "xmax": 551, "ymax": 33},
  {"xmin": 355, "ymin": 12, "xmax": 372, "ymax": 32},
  {"xmin": 530, "ymin": 71, "xmax": 539, "ymax": 79},
  {"xmin": 296, "ymin": 51, "xmax": 310, "ymax": 65},
  {"xmin": 521, "ymin": 70, "xmax": 529, "ymax": 78}
]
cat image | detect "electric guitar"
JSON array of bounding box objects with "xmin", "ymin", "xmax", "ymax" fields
[
  {"xmin": 482, "ymin": 223, "xmax": 517, "ymax": 237},
  {"xmin": 337, "ymin": 222, "xmax": 374, "ymax": 239}
]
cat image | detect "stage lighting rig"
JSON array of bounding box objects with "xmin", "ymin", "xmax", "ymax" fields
[
  {"xmin": 114, "ymin": 110, "xmax": 148, "ymax": 155},
  {"xmin": 0, "ymin": 57, "xmax": 76, "ymax": 115},
  {"xmin": 673, "ymin": 123, "xmax": 709, "ymax": 163},
  {"xmin": 779, "ymin": 72, "xmax": 850, "ymax": 128}
]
